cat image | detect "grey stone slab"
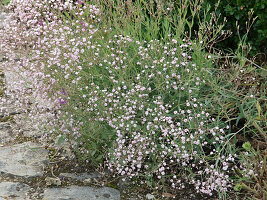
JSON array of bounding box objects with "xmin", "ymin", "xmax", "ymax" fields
[
  {"xmin": 0, "ymin": 181, "xmax": 30, "ymax": 200},
  {"xmin": 59, "ymin": 172, "xmax": 102, "ymax": 182},
  {"xmin": 0, "ymin": 142, "xmax": 49, "ymax": 177},
  {"xmin": 43, "ymin": 186, "xmax": 120, "ymax": 200}
]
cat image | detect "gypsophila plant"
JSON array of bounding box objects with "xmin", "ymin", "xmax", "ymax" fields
[{"xmin": 0, "ymin": 0, "xmax": 265, "ymax": 199}]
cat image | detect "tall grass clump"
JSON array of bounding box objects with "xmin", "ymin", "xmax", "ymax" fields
[{"xmin": 0, "ymin": 0, "xmax": 266, "ymax": 199}]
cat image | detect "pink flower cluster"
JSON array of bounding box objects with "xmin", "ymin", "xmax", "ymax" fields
[{"xmin": 0, "ymin": 0, "xmax": 238, "ymax": 197}]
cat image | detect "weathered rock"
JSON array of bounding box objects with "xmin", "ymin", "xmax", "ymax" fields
[
  {"xmin": 0, "ymin": 181, "xmax": 30, "ymax": 200},
  {"xmin": 0, "ymin": 142, "xmax": 49, "ymax": 177},
  {"xmin": 45, "ymin": 177, "xmax": 62, "ymax": 186},
  {"xmin": 0, "ymin": 13, "xmax": 4, "ymax": 30},
  {"xmin": 3, "ymin": 70, "xmax": 25, "ymax": 94},
  {"xmin": 59, "ymin": 172, "xmax": 102, "ymax": 182},
  {"xmin": 0, "ymin": 106, "xmax": 23, "ymax": 117},
  {"xmin": 146, "ymin": 194, "xmax": 155, "ymax": 200},
  {"xmin": 11, "ymin": 113, "xmax": 43, "ymax": 138},
  {"xmin": 0, "ymin": 122, "xmax": 12, "ymax": 144},
  {"xmin": 43, "ymin": 186, "xmax": 120, "ymax": 200},
  {"xmin": 0, "ymin": 55, "xmax": 4, "ymax": 62}
]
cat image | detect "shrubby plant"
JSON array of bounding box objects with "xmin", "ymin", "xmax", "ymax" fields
[
  {"xmin": 0, "ymin": 0, "xmax": 265, "ymax": 199},
  {"xmin": 202, "ymin": 0, "xmax": 267, "ymax": 56}
]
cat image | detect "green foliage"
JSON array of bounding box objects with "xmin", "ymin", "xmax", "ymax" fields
[
  {"xmin": 202, "ymin": 0, "xmax": 267, "ymax": 56},
  {"xmin": 91, "ymin": 0, "xmax": 266, "ymax": 57},
  {"xmin": 41, "ymin": 1, "xmax": 266, "ymax": 197},
  {"xmin": 234, "ymin": 183, "xmax": 243, "ymax": 192},
  {"xmin": 6, "ymin": 0, "xmax": 264, "ymax": 198},
  {"xmin": 92, "ymin": 0, "xmax": 227, "ymax": 47},
  {"xmin": 0, "ymin": 0, "xmax": 11, "ymax": 6},
  {"xmin": 242, "ymin": 141, "xmax": 252, "ymax": 151}
]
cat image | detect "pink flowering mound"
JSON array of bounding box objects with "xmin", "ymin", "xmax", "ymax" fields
[{"xmin": 1, "ymin": 0, "xmax": 264, "ymax": 198}]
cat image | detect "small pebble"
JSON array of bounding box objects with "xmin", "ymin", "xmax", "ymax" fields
[
  {"xmin": 45, "ymin": 177, "xmax": 62, "ymax": 186},
  {"xmin": 146, "ymin": 193, "xmax": 155, "ymax": 200}
]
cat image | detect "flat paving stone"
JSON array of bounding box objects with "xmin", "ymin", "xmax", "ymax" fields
[
  {"xmin": 43, "ymin": 186, "xmax": 120, "ymax": 200},
  {"xmin": 0, "ymin": 142, "xmax": 49, "ymax": 177},
  {"xmin": 0, "ymin": 181, "xmax": 30, "ymax": 200}
]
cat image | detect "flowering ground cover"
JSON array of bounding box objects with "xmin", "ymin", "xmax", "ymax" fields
[{"xmin": 0, "ymin": 0, "xmax": 266, "ymax": 199}]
